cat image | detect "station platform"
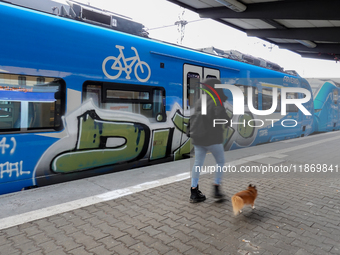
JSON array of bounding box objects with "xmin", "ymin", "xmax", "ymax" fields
[{"xmin": 1, "ymin": 131, "xmax": 340, "ymax": 255}]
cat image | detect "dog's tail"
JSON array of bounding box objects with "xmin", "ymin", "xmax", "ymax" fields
[{"xmin": 231, "ymin": 195, "xmax": 244, "ymax": 215}]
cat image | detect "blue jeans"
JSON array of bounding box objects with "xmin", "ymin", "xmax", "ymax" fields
[{"xmin": 191, "ymin": 143, "xmax": 225, "ymax": 188}]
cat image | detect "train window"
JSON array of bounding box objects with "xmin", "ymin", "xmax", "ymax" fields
[
  {"xmin": 0, "ymin": 73, "xmax": 65, "ymax": 132},
  {"xmin": 83, "ymin": 82, "xmax": 166, "ymax": 122},
  {"xmin": 262, "ymin": 88, "xmax": 271, "ymax": 110},
  {"xmin": 18, "ymin": 75, "xmax": 26, "ymax": 86},
  {"xmin": 187, "ymin": 72, "xmax": 200, "ymax": 109},
  {"xmin": 276, "ymin": 90, "xmax": 281, "ymax": 112},
  {"xmin": 252, "ymin": 87, "xmax": 259, "ymax": 110},
  {"xmin": 262, "ymin": 88, "xmax": 280, "ymax": 112},
  {"xmin": 236, "ymin": 85, "xmax": 259, "ymax": 109},
  {"xmin": 107, "ymin": 90, "xmax": 149, "ymax": 100},
  {"xmin": 236, "ymin": 85, "xmax": 246, "ymax": 105},
  {"xmin": 37, "ymin": 77, "xmax": 45, "ymax": 84},
  {"xmin": 84, "ymin": 85, "xmax": 101, "ymax": 107},
  {"xmin": 334, "ymin": 89, "xmax": 338, "ymax": 104},
  {"xmin": 286, "ymin": 93, "xmax": 298, "ymax": 112}
]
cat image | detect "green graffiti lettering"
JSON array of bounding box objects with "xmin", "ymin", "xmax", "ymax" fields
[
  {"xmin": 237, "ymin": 113, "xmax": 255, "ymax": 139},
  {"xmin": 52, "ymin": 111, "xmax": 149, "ymax": 173},
  {"xmin": 172, "ymin": 111, "xmax": 189, "ymax": 133},
  {"xmin": 174, "ymin": 138, "xmax": 192, "ymax": 160},
  {"xmin": 150, "ymin": 129, "xmax": 170, "ymax": 160}
]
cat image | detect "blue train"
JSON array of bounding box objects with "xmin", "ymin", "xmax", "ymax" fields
[
  {"xmin": 312, "ymin": 81, "xmax": 340, "ymax": 132},
  {"xmin": 0, "ymin": 2, "xmax": 338, "ymax": 195}
]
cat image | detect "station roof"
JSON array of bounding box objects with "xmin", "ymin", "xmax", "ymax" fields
[{"xmin": 166, "ymin": 0, "xmax": 340, "ymax": 62}]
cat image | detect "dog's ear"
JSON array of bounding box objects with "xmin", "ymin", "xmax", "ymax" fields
[
  {"xmin": 253, "ymin": 185, "xmax": 256, "ymax": 189},
  {"xmin": 248, "ymin": 184, "xmax": 252, "ymax": 188}
]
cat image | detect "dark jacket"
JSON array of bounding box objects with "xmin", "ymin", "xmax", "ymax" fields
[{"xmin": 191, "ymin": 96, "xmax": 229, "ymax": 146}]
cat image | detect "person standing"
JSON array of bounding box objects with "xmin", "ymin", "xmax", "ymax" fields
[{"xmin": 188, "ymin": 78, "xmax": 229, "ymax": 203}]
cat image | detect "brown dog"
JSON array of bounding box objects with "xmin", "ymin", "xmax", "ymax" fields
[{"xmin": 231, "ymin": 184, "xmax": 257, "ymax": 215}]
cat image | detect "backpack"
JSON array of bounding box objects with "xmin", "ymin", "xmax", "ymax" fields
[
  {"xmin": 186, "ymin": 105, "xmax": 231, "ymax": 138},
  {"xmin": 186, "ymin": 112, "xmax": 207, "ymax": 139}
]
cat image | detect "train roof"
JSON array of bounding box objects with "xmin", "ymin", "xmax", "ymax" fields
[
  {"xmin": 197, "ymin": 46, "xmax": 300, "ymax": 76},
  {"xmin": 1, "ymin": 0, "xmax": 148, "ymax": 37},
  {"xmin": 2, "ymin": 0, "xmax": 300, "ymax": 77},
  {"xmin": 1, "ymin": 0, "xmax": 306, "ymax": 87}
]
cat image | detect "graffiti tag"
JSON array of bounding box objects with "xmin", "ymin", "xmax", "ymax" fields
[
  {"xmin": 0, "ymin": 137, "xmax": 29, "ymax": 179},
  {"xmin": 0, "ymin": 161, "xmax": 30, "ymax": 179},
  {"xmin": 0, "ymin": 137, "xmax": 16, "ymax": 155}
]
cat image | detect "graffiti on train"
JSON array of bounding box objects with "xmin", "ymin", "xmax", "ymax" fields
[
  {"xmin": 52, "ymin": 110, "xmax": 150, "ymax": 173},
  {"xmin": 0, "ymin": 137, "xmax": 30, "ymax": 179},
  {"xmin": 0, "ymin": 137, "xmax": 16, "ymax": 155},
  {"xmin": 0, "ymin": 161, "xmax": 29, "ymax": 179},
  {"xmin": 34, "ymin": 99, "xmax": 195, "ymax": 177}
]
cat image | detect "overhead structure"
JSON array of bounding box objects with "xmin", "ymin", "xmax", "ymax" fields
[
  {"xmin": 166, "ymin": 0, "xmax": 340, "ymax": 62},
  {"xmin": 2, "ymin": 0, "xmax": 148, "ymax": 37}
]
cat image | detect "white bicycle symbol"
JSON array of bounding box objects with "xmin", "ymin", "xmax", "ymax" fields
[{"xmin": 102, "ymin": 45, "xmax": 151, "ymax": 82}]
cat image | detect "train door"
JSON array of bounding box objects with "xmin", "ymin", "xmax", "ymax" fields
[
  {"xmin": 183, "ymin": 64, "xmax": 220, "ymax": 111},
  {"xmin": 183, "ymin": 65, "xmax": 202, "ymax": 111},
  {"xmin": 177, "ymin": 64, "xmax": 220, "ymax": 158}
]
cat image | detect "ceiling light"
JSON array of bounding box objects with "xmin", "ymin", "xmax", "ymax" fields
[
  {"xmin": 295, "ymin": 40, "xmax": 317, "ymax": 48},
  {"xmin": 214, "ymin": 0, "xmax": 247, "ymax": 12}
]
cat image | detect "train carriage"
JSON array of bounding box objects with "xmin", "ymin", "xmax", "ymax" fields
[
  {"xmin": 0, "ymin": 2, "xmax": 327, "ymax": 195},
  {"xmin": 313, "ymin": 81, "xmax": 340, "ymax": 132}
]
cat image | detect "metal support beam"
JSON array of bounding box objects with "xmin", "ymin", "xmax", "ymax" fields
[
  {"xmin": 277, "ymin": 43, "xmax": 340, "ymax": 54},
  {"xmin": 260, "ymin": 19, "xmax": 286, "ymax": 29},
  {"xmin": 166, "ymin": 0, "xmax": 197, "ymax": 13},
  {"xmin": 198, "ymin": 0, "xmax": 340, "ymax": 20},
  {"xmin": 246, "ymin": 27, "xmax": 340, "ymax": 42}
]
